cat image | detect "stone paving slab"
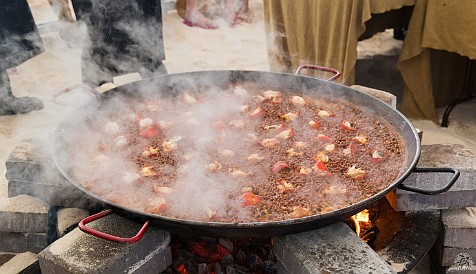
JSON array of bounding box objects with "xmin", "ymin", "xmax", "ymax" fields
[
  {"xmin": 39, "ymin": 213, "xmax": 171, "ymax": 274},
  {"xmin": 387, "ymin": 144, "xmax": 476, "ymax": 211},
  {"xmin": 0, "ymin": 252, "xmax": 40, "ymax": 274},
  {"xmin": 0, "ymin": 232, "xmax": 48, "ymax": 253},
  {"xmin": 0, "ymin": 195, "xmax": 49, "ymax": 233},
  {"xmin": 273, "ymin": 222, "xmax": 395, "ymax": 273}
]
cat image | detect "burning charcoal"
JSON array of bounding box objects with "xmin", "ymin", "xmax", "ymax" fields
[
  {"xmin": 262, "ymin": 260, "xmax": 278, "ymax": 274},
  {"xmin": 220, "ymin": 254, "xmax": 234, "ymax": 265},
  {"xmin": 361, "ymin": 225, "xmax": 378, "ymax": 246},
  {"xmin": 248, "ymin": 254, "xmax": 263, "ymax": 270},
  {"xmin": 225, "ymin": 265, "xmax": 249, "ymax": 274},
  {"xmin": 226, "ymin": 266, "xmax": 236, "ymax": 274},
  {"xmin": 198, "ymin": 263, "xmax": 209, "ymax": 274},
  {"xmin": 235, "ymin": 249, "xmax": 246, "ymax": 265},
  {"xmin": 215, "ymin": 262, "xmax": 224, "ymax": 274}
]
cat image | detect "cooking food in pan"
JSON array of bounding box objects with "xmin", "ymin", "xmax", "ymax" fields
[{"xmin": 67, "ymin": 84, "xmax": 406, "ymax": 223}]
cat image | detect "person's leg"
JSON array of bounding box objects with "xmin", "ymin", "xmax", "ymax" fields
[
  {"xmin": 139, "ymin": 58, "xmax": 168, "ymax": 80},
  {"xmin": 223, "ymin": 0, "xmax": 253, "ymax": 25},
  {"xmin": 238, "ymin": 0, "xmax": 253, "ymax": 23},
  {"xmin": 0, "ymin": 69, "xmax": 43, "ymax": 116},
  {"xmin": 184, "ymin": 0, "xmax": 218, "ymax": 29}
]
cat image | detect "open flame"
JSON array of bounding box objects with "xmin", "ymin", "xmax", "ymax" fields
[
  {"xmin": 348, "ymin": 199, "xmax": 407, "ymax": 250},
  {"xmin": 351, "ymin": 209, "xmax": 370, "ymax": 237}
]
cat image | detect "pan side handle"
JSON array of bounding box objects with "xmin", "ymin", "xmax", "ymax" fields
[
  {"xmin": 295, "ymin": 64, "xmax": 341, "ymax": 81},
  {"xmin": 397, "ymin": 167, "xmax": 460, "ymax": 195},
  {"xmin": 78, "ymin": 209, "xmax": 150, "ymax": 244},
  {"xmin": 51, "ymin": 83, "xmax": 100, "ymax": 106}
]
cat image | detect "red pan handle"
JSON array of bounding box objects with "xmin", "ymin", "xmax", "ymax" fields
[
  {"xmin": 51, "ymin": 83, "xmax": 100, "ymax": 106},
  {"xmin": 78, "ymin": 209, "xmax": 150, "ymax": 244},
  {"xmin": 295, "ymin": 64, "xmax": 341, "ymax": 81}
]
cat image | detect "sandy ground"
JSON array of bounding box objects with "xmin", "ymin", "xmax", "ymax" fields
[{"xmin": 1, "ymin": 0, "xmax": 475, "ymax": 271}]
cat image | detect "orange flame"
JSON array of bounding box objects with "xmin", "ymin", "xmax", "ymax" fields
[{"xmin": 352, "ymin": 209, "xmax": 370, "ymax": 237}]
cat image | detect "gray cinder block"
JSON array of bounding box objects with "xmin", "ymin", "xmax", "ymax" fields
[
  {"xmin": 273, "ymin": 222, "xmax": 395, "ymax": 273},
  {"xmin": 39, "ymin": 213, "xmax": 171, "ymax": 274},
  {"xmin": 0, "ymin": 195, "xmax": 49, "ymax": 233},
  {"xmin": 387, "ymin": 144, "xmax": 476, "ymax": 211},
  {"xmin": 5, "ymin": 138, "xmax": 94, "ymax": 208}
]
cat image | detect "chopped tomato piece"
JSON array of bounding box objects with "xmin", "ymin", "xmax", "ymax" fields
[
  {"xmin": 250, "ymin": 107, "xmax": 264, "ymax": 118},
  {"xmin": 314, "ymin": 160, "xmax": 327, "ymax": 172},
  {"xmin": 241, "ymin": 192, "xmax": 261, "ymax": 207},
  {"xmin": 314, "ymin": 160, "xmax": 332, "ymax": 177},
  {"xmin": 213, "ymin": 120, "xmax": 226, "ymax": 130},
  {"xmin": 343, "ymin": 142, "xmax": 356, "ymax": 155},
  {"xmin": 341, "ymin": 121, "xmax": 356, "ymax": 130},
  {"xmin": 139, "ymin": 127, "xmax": 159, "ymax": 139},
  {"xmin": 272, "ymin": 161, "xmax": 289, "ymax": 173},
  {"xmin": 317, "ymin": 134, "xmax": 330, "ymax": 142}
]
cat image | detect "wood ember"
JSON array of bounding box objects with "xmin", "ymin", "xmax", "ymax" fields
[
  {"xmin": 346, "ymin": 198, "xmax": 405, "ymax": 251},
  {"xmin": 161, "ymin": 235, "xmax": 277, "ymax": 274}
]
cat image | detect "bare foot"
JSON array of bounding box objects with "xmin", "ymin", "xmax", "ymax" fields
[
  {"xmin": 237, "ymin": 7, "xmax": 254, "ymax": 24},
  {"xmin": 224, "ymin": 0, "xmax": 253, "ymax": 26},
  {"xmin": 184, "ymin": 11, "xmax": 218, "ymax": 29}
]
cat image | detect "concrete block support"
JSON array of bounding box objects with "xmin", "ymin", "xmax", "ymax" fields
[
  {"xmin": 56, "ymin": 208, "xmax": 90, "ymax": 238},
  {"xmin": 0, "ymin": 232, "xmax": 48, "ymax": 253},
  {"xmin": 0, "ymin": 195, "xmax": 49, "ymax": 233},
  {"xmin": 5, "ymin": 138, "xmax": 94, "ymax": 208},
  {"xmin": 273, "ymin": 222, "xmax": 395, "ymax": 273},
  {"xmin": 351, "ymin": 85, "xmax": 397, "ymax": 108},
  {"xmin": 430, "ymin": 208, "xmax": 476, "ymax": 272},
  {"xmin": 39, "ymin": 213, "xmax": 171, "ymax": 274},
  {"xmin": 431, "ymin": 243, "xmax": 476, "ymax": 273},
  {"xmin": 441, "ymin": 208, "xmax": 476, "ymax": 249},
  {"xmin": 387, "ymin": 144, "xmax": 476, "ymax": 211}
]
